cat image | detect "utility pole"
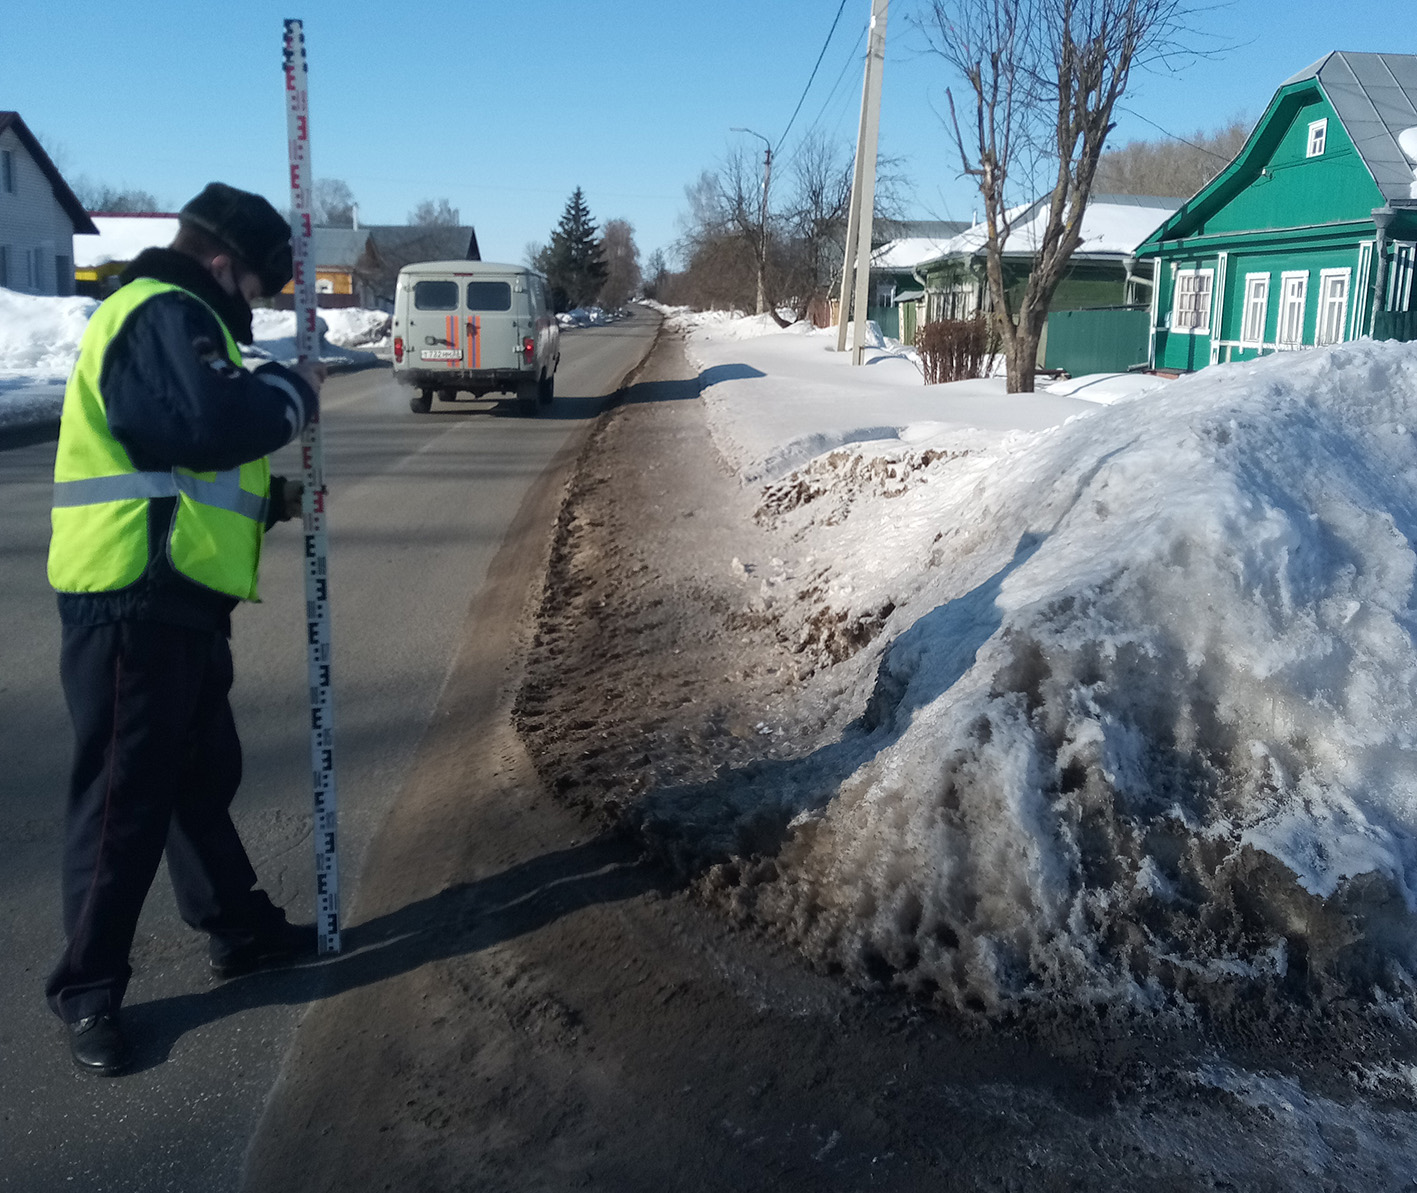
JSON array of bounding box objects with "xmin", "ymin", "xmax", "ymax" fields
[
  {"xmin": 733, "ymin": 127, "xmax": 773, "ymax": 315},
  {"xmin": 836, "ymin": 0, "xmax": 888, "ymax": 363}
]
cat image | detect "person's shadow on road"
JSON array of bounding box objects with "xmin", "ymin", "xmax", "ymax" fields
[{"xmin": 122, "ymin": 833, "xmax": 663, "ymax": 1071}]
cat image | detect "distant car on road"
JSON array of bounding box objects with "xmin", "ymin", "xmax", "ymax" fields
[{"xmin": 392, "ymin": 261, "xmax": 560, "ymax": 416}]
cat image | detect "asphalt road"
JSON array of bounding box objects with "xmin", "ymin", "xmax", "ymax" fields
[{"xmin": 0, "ymin": 308, "xmax": 659, "ymax": 1192}]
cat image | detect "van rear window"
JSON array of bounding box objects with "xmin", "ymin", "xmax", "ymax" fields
[
  {"xmin": 466, "ymin": 281, "xmax": 512, "ymax": 311},
  {"xmin": 413, "ymin": 280, "xmax": 458, "ymax": 310}
]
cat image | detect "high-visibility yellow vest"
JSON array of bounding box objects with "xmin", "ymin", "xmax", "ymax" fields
[{"xmin": 48, "ymin": 277, "xmax": 271, "ymax": 600}]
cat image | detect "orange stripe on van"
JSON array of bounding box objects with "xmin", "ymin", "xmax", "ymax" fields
[
  {"xmin": 446, "ymin": 315, "xmax": 457, "ymax": 367},
  {"xmin": 474, "ymin": 316, "xmax": 482, "ymax": 368},
  {"xmin": 464, "ymin": 317, "xmax": 473, "ymax": 369}
]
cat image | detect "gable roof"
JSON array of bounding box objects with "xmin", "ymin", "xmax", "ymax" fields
[
  {"xmin": 920, "ymin": 195, "xmax": 1180, "ymax": 271},
  {"xmin": 0, "ymin": 111, "xmax": 99, "ymax": 235},
  {"xmin": 1283, "ymin": 51, "xmax": 1417, "ymax": 205},
  {"xmin": 365, "ymin": 225, "xmax": 480, "ymax": 263},
  {"xmin": 313, "ymin": 227, "xmax": 370, "ymax": 269}
]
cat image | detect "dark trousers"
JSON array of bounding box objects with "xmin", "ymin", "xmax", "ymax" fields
[{"xmin": 47, "ymin": 621, "xmax": 284, "ymax": 1023}]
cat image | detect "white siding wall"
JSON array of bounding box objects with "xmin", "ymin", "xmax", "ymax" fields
[{"xmin": 0, "ymin": 127, "xmax": 80, "ymax": 295}]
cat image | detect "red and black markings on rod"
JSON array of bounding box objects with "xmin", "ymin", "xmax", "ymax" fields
[{"xmin": 284, "ymin": 17, "xmax": 341, "ymax": 955}]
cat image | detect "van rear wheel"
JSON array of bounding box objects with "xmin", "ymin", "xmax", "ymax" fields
[
  {"xmin": 516, "ymin": 381, "xmax": 539, "ymax": 417},
  {"xmin": 538, "ymin": 373, "xmax": 554, "ymax": 404},
  {"xmin": 410, "ymin": 388, "xmax": 432, "ymax": 414}
]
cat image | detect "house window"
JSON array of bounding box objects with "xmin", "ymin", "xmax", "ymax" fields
[
  {"xmin": 1277, "ymin": 271, "xmax": 1309, "ymax": 348},
  {"xmin": 1, "ymin": 149, "xmax": 12, "ymax": 193},
  {"xmin": 1241, "ymin": 273, "xmax": 1270, "ymax": 346},
  {"xmin": 1172, "ymin": 268, "xmax": 1214, "ymax": 333},
  {"xmin": 1306, "ymin": 119, "xmax": 1327, "ymax": 158},
  {"xmin": 1315, "ymin": 268, "xmax": 1351, "ymax": 345}
]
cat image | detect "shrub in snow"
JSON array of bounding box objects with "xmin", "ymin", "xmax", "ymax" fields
[{"xmin": 645, "ymin": 338, "xmax": 1417, "ymax": 1018}]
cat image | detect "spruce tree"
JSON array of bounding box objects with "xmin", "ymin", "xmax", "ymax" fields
[{"xmin": 541, "ymin": 187, "xmax": 608, "ymax": 311}]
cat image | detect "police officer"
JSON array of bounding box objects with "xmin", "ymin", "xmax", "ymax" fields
[{"xmin": 47, "ymin": 183, "xmax": 326, "ymax": 1076}]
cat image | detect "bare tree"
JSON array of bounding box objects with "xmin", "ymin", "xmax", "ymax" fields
[
  {"xmin": 598, "ymin": 218, "xmax": 642, "ymax": 309},
  {"xmin": 71, "ymin": 178, "xmax": 160, "ymax": 213},
  {"xmin": 676, "ymin": 149, "xmax": 769, "ymax": 312},
  {"xmin": 1095, "ymin": 117, "xmax": 1249, "ymax": 198},
  {"xmin": 313, "ymin": 178, "xmax": 357, "ymax": 226},
  {"xmin": 408, "ymin": 197, "xmax": 460, "ymax": 226},
  {"xmin": 642, "ymin": 248, "xmax": 670, "ymax": 300},
  {"xmin": 922, "ymin": 0, "xmax": 1193, "ymax": 391}
]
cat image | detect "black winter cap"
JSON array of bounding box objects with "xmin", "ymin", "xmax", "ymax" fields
[{"xmin": 179, "ymin": 182, "xmax": 293, "ymax": 297}]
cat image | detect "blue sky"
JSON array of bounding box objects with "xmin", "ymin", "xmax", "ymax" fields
[{"xmin": 6, "ymin": 1, "xmax": 1409, "ymax": 266}]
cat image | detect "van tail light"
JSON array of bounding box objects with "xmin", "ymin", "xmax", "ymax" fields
[
  {"xmin": 394, "ymin": 335, "xmax": 404, "ymax": 363},
  {"xmin": 522, "ymin": 335, "xmax": 535, "ymax": 363}
]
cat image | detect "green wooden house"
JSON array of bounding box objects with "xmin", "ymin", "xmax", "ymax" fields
[{"xmin": 1137, "ymin": 51, "xmax": 1417, "ymax": 372}]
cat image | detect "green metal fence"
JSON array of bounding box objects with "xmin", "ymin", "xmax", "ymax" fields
[{"xmin": 1044, "ymin": 306, "xmax": 1150, "ymax": 376}]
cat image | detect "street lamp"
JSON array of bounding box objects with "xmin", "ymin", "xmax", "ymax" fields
[{"xmin": 731, "ymin": 126, "xmax": 773, "ymax": 315}]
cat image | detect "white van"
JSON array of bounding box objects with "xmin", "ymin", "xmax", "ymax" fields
[{"xmin": 392, "ymin": 261, "xmax": 560, "ymax": 415}]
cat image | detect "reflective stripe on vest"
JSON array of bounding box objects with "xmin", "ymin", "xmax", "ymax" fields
[
  {"xmin": 48, "ymin": 277, "xmax": 271, "ymax": 600},
  {"xmin": 52, "ymin": 470, "xmax": 269, "ymax": 524}
]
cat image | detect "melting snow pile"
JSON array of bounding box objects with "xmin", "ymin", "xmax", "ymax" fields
[{"xmin": 651, "ymin": 323, "xmax": 1417, "ymax": 1015}]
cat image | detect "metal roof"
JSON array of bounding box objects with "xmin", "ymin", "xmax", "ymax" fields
[{"xmin": 1283, "ymin": 51, "xmax": 1417, "ymax": 203}]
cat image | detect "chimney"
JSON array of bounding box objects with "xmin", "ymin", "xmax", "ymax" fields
[{"xmin": 352, "ymin": 203, "xmax": 360, "ymax": 230}]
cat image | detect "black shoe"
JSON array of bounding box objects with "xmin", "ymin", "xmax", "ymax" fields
[
  {"xmin": 66, "ymin": 1013, "xmax": 134, "ymax": 1076},
  {"xmin": 209, "ymin": 922, "xmax": 318, "ymax": 980}
]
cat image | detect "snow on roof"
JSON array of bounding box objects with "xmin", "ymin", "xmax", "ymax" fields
[
  {"xmin": 870, "ymin": 236, "xmax": 959, "ymax": 271},
  {"xmin": 921, "ymin": 195, "xmax": 1180, "ymax": 268},
  {"xmin": 73, "ymin": 214, "xmax": 181, "ymax": 269},
  {"xmin": 1283, "ymin": 51, "xmax": 1417, "ymax": 204}
]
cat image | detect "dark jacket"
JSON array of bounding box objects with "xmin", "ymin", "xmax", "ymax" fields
[{"xmin": 56, "ymin": 248, "xmax": 318, "ymax": 634}]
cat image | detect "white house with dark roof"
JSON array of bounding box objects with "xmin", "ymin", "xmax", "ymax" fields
[{"xmin": 0, "ymin": 111, "xmax": 98, "ymax": 296}]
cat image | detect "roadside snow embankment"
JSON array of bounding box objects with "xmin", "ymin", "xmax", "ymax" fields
[
  {"xmin": 0, "ymin": 288, "xmax": 388, "ymax": 429},
  {"xmin": 648, "ymin": 310, "xmax": 1417, "ymax": 1017}
]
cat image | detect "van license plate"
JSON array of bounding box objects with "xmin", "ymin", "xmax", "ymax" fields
[{"xmin": 420, "ymin": 349, "xmax": 462, "ymax": 361}]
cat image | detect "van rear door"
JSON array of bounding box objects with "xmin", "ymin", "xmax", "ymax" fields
[
  {"xmin": 408, "ymin": 276, "xmax": 465, "ymax": 373},
  {"xmin": 462, "ymin": 275, "xmax": 521, "ymax": 372}
]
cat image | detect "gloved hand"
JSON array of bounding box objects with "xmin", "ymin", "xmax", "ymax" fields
[{"xmin": 272, "ymin": 477, "xmax": 305, "ymax": 523}]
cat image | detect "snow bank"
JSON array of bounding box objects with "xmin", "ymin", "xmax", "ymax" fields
[
  {"xmin": 244, "ymin": 308, "xmax": 385, "ymax": 367},
  {"xmin": 643, "ymin": 313, "xmax": 1417, "ymax": 1015},
  {"xmin": 0, "ymin": 290, "xmax": 387, "ymax": 427},
  {"xmin": 0, "ymin": 289, "xmax": 97, "ymax": 377}
]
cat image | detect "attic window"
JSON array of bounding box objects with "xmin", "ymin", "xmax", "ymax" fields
[
  {"xmin": 1, "ymin": 150, "xmax": 13, "ymax": 193},
  {"xmin": 1307, "ymin": 118, "xmax": 1328, "ymax": 158}
]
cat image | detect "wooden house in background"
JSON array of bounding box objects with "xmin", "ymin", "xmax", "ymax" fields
[{"xmin": 1138, "ymin": 51, "xmax": 1417, "ymax": 372}]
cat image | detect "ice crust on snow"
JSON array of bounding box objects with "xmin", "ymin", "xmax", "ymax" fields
[{"xmin": 651, "ymin": 308, "xmax": 1417, "ymax": 1012}]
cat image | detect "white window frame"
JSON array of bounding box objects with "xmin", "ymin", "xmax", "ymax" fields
[
  {"xmin": 1315, "ymin": 267, "xmax": 1351, "ymax": 346},
  {"xmin": 1171, "ymin": 267, "xmax": 1214, "ymax": 334},
  {"xmin": 1277, "ymin": 270, "xmax": 1309, "ymax": 349},
  {"xmin": 1306, "ymin": 118, "xmax": 1328, "ymax": 158},
  {"xmin": 1240, "ymin": 273, "xmax": 1270, "ymax": 347}
]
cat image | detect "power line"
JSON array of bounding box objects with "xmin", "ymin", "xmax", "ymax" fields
[
  {"xmin": 1116, "ymin": 106, "xmax": 1237, "ymax": 161},
  {"xmin": 775, "ymin": 0, "xmax": 852, "ymax": 155},
  {"xmin": 810, "ymin": 25, "xmax": 869, "ymax": 141}
]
